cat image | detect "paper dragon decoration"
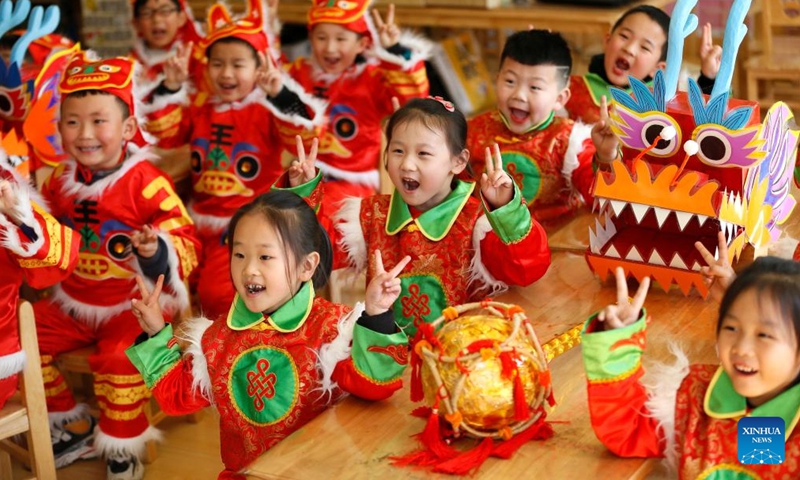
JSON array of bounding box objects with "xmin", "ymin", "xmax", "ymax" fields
[
  {"xmin": 586, "ymin": 0, "xmax": 798, "ymax": 296},
  {"xmin": 0, "ymin": 0, "xmax": 78, "ymax": 178}
]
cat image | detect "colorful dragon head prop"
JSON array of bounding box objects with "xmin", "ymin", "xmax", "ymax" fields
[
  {"xmin": 0, "ymin": 0, "xmax": 77, "ymax": 177},
  {"xmin": 586, "ymin": 0, "xmax": 798, "ymax": 296}
]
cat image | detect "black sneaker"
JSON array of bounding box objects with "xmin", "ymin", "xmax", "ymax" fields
[
  {"xmin": 51, "ymin": 415, "xmax": 97, "ymax": 468},
  {"xmin": 106, "ymin": 452, "xmax": 144, "ymax": 480}
]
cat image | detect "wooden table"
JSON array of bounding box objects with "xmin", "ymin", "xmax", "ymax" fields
[{"xmin": 244, "ymin": 248, "xmax": 720, "ymax": 479}]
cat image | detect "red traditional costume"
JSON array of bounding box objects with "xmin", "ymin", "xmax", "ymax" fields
[
  {"xmin": 34, "ymin": 54, "xmax": 199, "ymax": 461},
  {"xmin": 283, "ymin": 0, "xmax": 431, "ymax": 212},
  {"xmin": 581, "ymin": 313, "xmax": 800, "ymax": 479},
  {"xmin": 126, "ymin": 282, "xmax": 397, "ymax": 479},
  {"xmin": 467, "ymin": 111, "xmax": 596, "ymax": 223},
  {"xmin": 143, "ymin": 2, "xmax": 327, "ymax": 320},
  {"xmin": 0, "ymin": 156, "xmax": 78, "ymax": 410}
]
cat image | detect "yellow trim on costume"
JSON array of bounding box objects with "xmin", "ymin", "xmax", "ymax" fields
[
  {"xmin": 45, "ymin": 382, "xmax": 69, "ymax": 397},
  {"xmin": 97, "ymin": 401, "xmax": 146, "ymax": 421},
  {"xmin": 352, "ymin": 358, "xmax": 403, "ymax": 386},
  {"xmin": 141, "ymin": 176, "xmax": 193, "ymax": 231},
  {"xmin": 94, "ymin": 383, "xmax": 151, "ymax": 405},
  {"xmin": 94, "ymin": 373, "xmax": 145, "ymax": 384},
  {"xmin": 696, "ymin": 463, "xmax": 760, "ymax": 480}
]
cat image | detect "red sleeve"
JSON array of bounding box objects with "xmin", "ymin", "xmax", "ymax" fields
[
  {"xmin": 18, "ymin": 206, "xmax": 79, "ymax": 289},
  {"xmin": 479, "ymin": 219, "xmax": 551, "ymax": 287},
  {"xmin": 572, "ymin": 138, "xmax": 597, "ymax": 206},
  {"xmin": 151, "ymin": 359, "xmax": 212, "ymax": 415},
  {"xmin": 331, "ymin": 360, "xmax": 403, "ymax": 401}
]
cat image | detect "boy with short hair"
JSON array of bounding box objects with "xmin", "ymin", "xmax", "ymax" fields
[
  {"xmin": 34, "ymin": 52, "xmax": 199, "ymax": 479},
  {"xmin": 467, "ymin": 29, "xmax": 600, "ymax": 224},
  {"xmin": 566, "ymin": 5, "xmax": 721, "ymax": 124}
]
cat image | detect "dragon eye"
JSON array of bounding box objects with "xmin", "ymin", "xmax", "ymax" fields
[
  {"xmin": 190, "ymin": 151, "xmax": 202, "ymax": 173},
  {"xmin": 334, "ymin": 115, "xmax": 357, "ymax": 140},
  {"xmin": 235, "ymin": 155, "xmax": 260, "ymax": 180},
  {"xmin": 639, "ymin": 117, "xmax": 681, "ymax": 157},
  {"xmin": 69, "ymin": 66, "xmax": 82, "ymax": 74},
  {"xmin": 0, "ymin": 92, "xmax": 12, "ymax": 115},
  {"xmin": 106, "ymin": 233, "xmax": 132, "ymax": 260},
  {"xmin": 695, "ymin": 129, "xmax": 732, "ymax": 166}
]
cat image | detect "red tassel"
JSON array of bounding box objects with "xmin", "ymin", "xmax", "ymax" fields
[
  {"xmin": 513, "ymin": 374, "xmax": 530, "ymax": 421},
  {"xmin": 499, "ymin": 351, "xmax": 516, "ymax": 380},
  {"xmin": 410, "ymin": 406, "xmax": 431, "ymax": 418},
  {"xmin": 434, "ymin": 437, "xmax": 494, "ymax": 475},
  {"xmin": 418, "ymin": 408, "xmax": 459, "ymax": 460},
  {"xmin": 491, "ymin": 419, "xmax": 554, "ymax": 459},
  {"xmin": 389, "ymin": 449, "xmax": 438, "ymax": 468},
  {"xmin": 409, "ymin": 340, "xmax": 425, "ymax": 402}
]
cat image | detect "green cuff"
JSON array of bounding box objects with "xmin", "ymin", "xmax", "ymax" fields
[
  {"xmin": 272, "ymin": 169, "xmax": 322, "ymax": 199},
  {"xmin": 483, "ymin": 183, "xmax": 532, "ymax": 244},
  {"xmin": 580, "ymin": 310, "xmax": 647, "ymax": 383},
  {"xmin": 125, "ymin": 325, "xmax": 182, "ymax": 389},
  {"xmin": 351, "ymin": 323, "xmax": 408, "ymax": 383}
]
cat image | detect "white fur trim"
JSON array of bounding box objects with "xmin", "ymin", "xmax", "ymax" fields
[
  {"xmin": 316, "ymin": 160, "xmax": 380, "ymax": 188},
  {"xmin": 131, "ymin": 39, "xmax": 175, "ymax": 69},
  {"xmin": 256, "ymin": 73, "xmax": 328, "ymax": 130},
  {"xmin": 136, "ymin": 78, "xmax": 192, "ymax": 118},
  {"xmin": 94, "ymin": 425, "xmax": 163, "ymax": 460},
  {"xmin": 187, "ymin": 203, "xmax": 231, "ymax": 234},
  {"xmin": 0, "ymin": 350, "xmax": 26, "ymax": 380},
  {"xmin": 641, "ymin": 342, "xmax": 690, "ymax": 474},
  {"xmin": 368, "ymin": 28, "xmax": 433, "ymax": 71},
  {"xmin": 129, "ymin": 231, "xmax": 191, "ymax": 315},
  {"xmin": 58, "ymin": 145, "xmax": 153, "ymax": 200},
  {"xmin": 561, "ymin": 121, "xmax": 593, "ymax": 204},
  {"xmin": 309, "ymin": 56, "xmax": 369, "ymax": 83},
  {"xmin": 0, "ymin": 162, "xmax": 45, "ymax": 257},
  {"xmin": 49, "ymin": 403, "xmax": 90, "ymax": 430},
  {"xmin": 468, "ymin": 215, "xmax": 508, "ymax": 295},
  {"xmin": 314, "ymin": 302, "xmax": 363, "ymax": 403},
  {"xmin": 176, "ymin": 316, "xmax": 214, "ymax": 403},
  {"xmin": 332, "ymin": 197, "xmax": 367, "ymax": 273},
  {"xmin": 50, "ymin": 285, "xmax": 130, "ymax": 328}
]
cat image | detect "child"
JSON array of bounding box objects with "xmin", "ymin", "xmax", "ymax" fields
[
  {"xmin": 0, "ymin": 151, "xmax": 78, "ymax": 411},
  {"xmin": 34, "ymin": 52, "xmax": 199, "ymax": 478},
  {"xmin": 281, "ymin": 0, "xmax": 431, "ymax": 213},
  {"xmin": 145, "ymin": 1, "xmax": 326, "ymax": 320},
  {"xmin": 467, "ymin": 29, "xmax": 599, "ymax": 223},
  {"xmin": 581, "ymin": 261, "xmax": 800, "ymax": 478},
  {"xmin": 566, "ymin": 5, "xmax": 721, "ymax": 124},
  {"xmin": 287, "ymin": 97, "xmax": 551, "ymax": 399},
  {"xmin": 126, "ymin": 190, "xmax": 412, "ymax": 478}
]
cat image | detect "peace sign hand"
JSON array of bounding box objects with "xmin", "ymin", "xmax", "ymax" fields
[
  {"xmin": 131, "ymin": 224, "xmax": 159, "ymax": 259},
  {"xmin": 365, "ymin": 250, "xmax": 411, "ymax": 316},
  {"xmin": 257, "ymin": 52, "xmax": 283, "ymax": 98},
  {"xmin": 480, "ymin": 143, "xmax": 514, "ymax": 209},
  {"xmin": 288, "ymin": 135, "xmax": 318, "ymax": 187},
  {"xmin": 163, "ymin": 41, "xmax": 193, "ymax": 91},
  {"xmin": 699, "ymin": 23, "xmax": 722, "ymax": 79},
  {"xmin": 695, "ymin": 231, "xmax": 734, "ymax": 303},
  {"xmin": 131, "ymin": 274, "xmax": 166, "ymax": 337},
  {"xmin": 597, "ymin": 267, "xmax": 650, "ymax": 331},
  {"xmin": 372, "ymin": 4, "xmax": 400, "ymax": 49},
  {"xmin": 591, "ymin": 95, "xmax": 619, "ymax": 164}
]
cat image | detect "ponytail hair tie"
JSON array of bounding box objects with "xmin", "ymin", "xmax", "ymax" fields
[{"xmin": 428, "ymin": 95, "xmax": 455, "ymax": 112}]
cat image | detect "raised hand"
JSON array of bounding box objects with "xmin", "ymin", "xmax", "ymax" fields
[
  {"xmin": 695, "ymin": 230, "xmax": 734, "ymax": 303},
  {"xmin": 256, "ymin": 52, "xmax": 283, "ymax": 98},
  {"xmin": 131, "ymin": 274, "xmax": 166, "ymax": 337},
  {"xmin": 391, "ymin": 96, "xmax": 401, "ymax": 112},
  {"xmin": 597, "ymin": 267, "xmax": 650, "ymax": 330},
  {"xmin": 0, "ymin": 179, "xmax": 18, "ymax": 220},
  {"xmin": 131, "ymin": 224, "xmax": 159, "ymax": 259},
  {"xmin": 480, "ymin": 143, "xmax": 514, "ymax": 209},
  {"xmin": 372, "ymin": 4, "xmax": 400, "ymax": 49},
  {"xmin": 699, "ymin": 23, "xmax": 722, "ymax": 80},
  {"xmin": 591, "ymin": 95, "xmax": 619, "ymax": 164},
  {"xmin": 365, "ymin": 250, "xmax": 411, "ymax": 316},
  {"xmin": 163, "ymin": 41, "xmax": 193, "ymax": 91},
  {"xmin": 288, "ymin": 135, "xmax": 318, "ymax": 187}
]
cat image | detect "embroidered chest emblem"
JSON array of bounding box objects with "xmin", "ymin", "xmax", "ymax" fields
[
  {"xmin": 394, "ymin": 276, "xmax": 447, "ymax": 337},
  {"xmin": 499, "ymin": 151, "xmax": 542, "ymax": 205},
  {"xmin": 229, "ymin": 346, "xmax": 298, "ymax": 426},
  {"xmin": 401, "ymin": 284, "xmax": 430, "ymax": 324}
]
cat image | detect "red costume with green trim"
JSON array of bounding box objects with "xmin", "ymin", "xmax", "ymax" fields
[
  {"xmin": 127, "ymin": 282, "xmax": 392, "ymax": 478},
  {"xmin": 0, "ymin": 158, "xmax": 78, "ymax": 410},
  {"xmin": 566, "ymin": 73, "xmax": 610, "ymax": 125},
  {"xmin": 467, "ymin": 111, "xmax": 596, "ymax": 223},
  {"xmin": 581, "ymin": 314, "xmax": 800, "ymax": 479}
]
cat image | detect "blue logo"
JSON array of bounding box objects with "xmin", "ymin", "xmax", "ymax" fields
[{"xmin": 738, "ymin": 417, "xmax": 785, "ymax": 465}]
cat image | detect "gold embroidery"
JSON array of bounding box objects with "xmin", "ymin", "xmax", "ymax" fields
[
  {"xmin": 45, "ymin": 383, "xmax": 68, "ymax": 397},
  {"xmin": 94, "ymin": 373, "xmax": 144, "ymax": 384},
  {"xmin": 94, "ymin": 383, "xmax": 151, "ymax": 405},
  {"xmin": 97, "ymin": 401, "xmax": 146, "ymax": 421}
]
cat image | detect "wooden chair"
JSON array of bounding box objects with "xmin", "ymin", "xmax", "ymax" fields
[
  {"xmin": 745, "ymin": 0, "xmax": 800, "ymax": 112},
  {"xmin": 0, "ymin": 301, "xmax": 56, "ymax": 480}
]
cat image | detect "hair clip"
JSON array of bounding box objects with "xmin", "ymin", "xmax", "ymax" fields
[{"xmin": 428, "ymin": 95, "xmax": 455, "ymax": 113}]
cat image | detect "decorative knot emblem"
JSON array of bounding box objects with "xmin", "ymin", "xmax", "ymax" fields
[
  {"xmin": 246, "ymin": 358, "xmax": 277, "ymax": 412},
  {"xmin": 401, "ymin": 284, "xmax": 431, "ymax": 324}
]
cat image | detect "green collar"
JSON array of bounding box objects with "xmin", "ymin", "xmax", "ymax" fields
[
  {"xmin": 385, "ymin": 180, "xmax": 475, "ymax": 241},
  {"xmin": 498, "ymin": 110, "xmax": 554, "ymax": 135},
  {"xmin": 583, "ymin": 72, "xmax": 613, "ymax": 107},
  {"xmin": 227, "ymin": 281, "xmax": 314, "ymax": 332},
  {"xmin": 704, "ymin": 367, "xmax": 800, "ymax": 439}
]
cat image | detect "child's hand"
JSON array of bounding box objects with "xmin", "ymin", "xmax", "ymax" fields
[
  {"xmin": 131, "ymin": 274, "xmax": 166, "ymax": 337},
  {"xmin": 163, "ymin": 41, "xmax": 192, "ymax": 91},
  {"xmin": 131, "ymin": 225, "xmax": 159, "ymax": 258},
  {"xmin": 591, "ymin": 96, "xmax": 619, "ymax": 164},
  {"xmin": 257, "ymin": 52, "xmax": 283, "ymax": 98},
  {"xmin": 372, "ymin": 4, "xmax": 400, "ymax": 49},
  {"xmin": 699, "ymin": 23, "xmax": 722, "ymax": 80},
  {"xmin": 391, "ymin": 96, "xmax": 401, "ymax": 112},
  {"xmin": 597, "ymin": 267, "xmax": 650, "ymax": 330},
  {"xmin": 288, "ymin": 135, "xmax": 318, "ymax": 187},
  {"xmin": 480, "ymin": 144, "xmax": 514, "ymax": 209},
  {"xmin": 695, "ymin": 230, "xmax": 734, "ymax": 303},
  {"xmin": 0, "ymin": 179, "xmax": 18, "ymax": 220},
  {"xmin": 365, "ymin": 250, "xmax": 411, "ymax": 316}
]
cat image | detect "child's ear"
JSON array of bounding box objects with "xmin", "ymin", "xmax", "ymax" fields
[
  {"xmin": 122, "ymin": 116, "xmax": 138, "ymax": 141},
  {"xmin": 450, "ymin": 148, "xmax": 470, "ymax": 175},
  {"xmin": 297, "ymin": 251, "xmax": 321, "ymax": 283},
  {"xmin": 357, "ymin": 35, "xmax": 370, "ymax": 54},
  {"xmin": 554, "ymin": 85, "xmax": 571, "ymax": 112}
]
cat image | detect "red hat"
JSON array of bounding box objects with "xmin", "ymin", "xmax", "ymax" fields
[
  {"xmin": 59, "ymin": 52, "xmax": 136, "ymax": 116},
  {"xmin": 198, "ymin": 0, "xmax": 268, "ymax": 55},
  {"xmin": 308, "ymin": 0, "xmax": 372, "ymax": 35}
]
